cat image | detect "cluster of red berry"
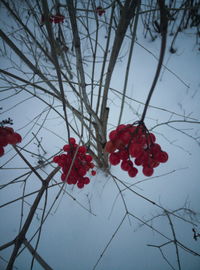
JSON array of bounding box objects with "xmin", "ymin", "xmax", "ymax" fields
[
  {"xmin": 53, "ymin": 138, "xmax": 96, "ymax": 189},
  {"xmin": 41, "ymin": 13, "xmax": 65, "ymax": 25},
  {"xmin": 96, "ymin": 6, "xmax": 105, "ymax": 16},
  {"xmin": 105, "ymin": 123, "xmax": 168, "ymax": 177},
  {"xmin": 0, "ymin": 126, "xmax": 22, "ymax": 157}
]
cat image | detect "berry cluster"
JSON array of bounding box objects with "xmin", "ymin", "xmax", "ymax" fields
[
  {"xmin": 53, "ymin": 138, "xmax": 96, "ymax": 189},
  {"xmin": 41, "ymin": 13, "xmax": 65, "ymax": 25},
  {"xmin": 105, "ymin": 123, "xmax": 168, "ymax": 177},
  {"xmin": 96, "ymin": 6, "xmax": 105, "ymax": 16},
  {"xmin": 0, "ymin": 126, "xmax": 22, "ymax": 157}
]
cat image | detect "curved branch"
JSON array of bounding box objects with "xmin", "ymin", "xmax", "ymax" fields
[{"xmin": 140, "ymin": 0, "xmax": 168, "ymax": 122}]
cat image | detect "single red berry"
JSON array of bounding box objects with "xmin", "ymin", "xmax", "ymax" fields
[
  {"xmin": 157, "ymin": 151, "xmax": 168, "ymax": 163},
  {"xmin": 149, "ymin": 133, "xmax": 156, "ymax": 143},
  {"xmin": 85, "ymin": 155, "xmax": 93, "ymax": 162},
  {"xmin": 119, "ymin": 149, "xmax": 129, "ymax": 160},
  {"xmin": 91, "ymin": 170, "xmax": 96, "ymax": 176},
  {"xmin": 71, "ymin": 177, "xmax": 78, "ymax": 185},
  {"xmin": 52, "ymin": 13, "xmax": 65, "ymax": 23},
  {"xmin": 67, "ymin": 176, "xmax": 74, "ymax": 185},
  {"xmin": 109, "ymin": 130, "xmax": 117, "ymax": 141},
  {"xmin": 134, "ymin": 157, "xmax": 143, "ymax": 166},
  {"xmin": 152, "ymin": 161, "xmax": 160, "ymax": 168},
  {"xmin": 109, "ymin": 152, "xmax": 120, "ymax": 165},
  {"xmin": 121, "ymin": 160, "xmax": 133, "ymax": 171},
  {"xmin": 114, "ymin": 138, "xmax": 124, "ymax": 150},
  {"xmin": 129, "ymin": 143, "xmax": 143, "ymax": 158},
  {"xmin": 120, "ymin": 131, "xmax": 131, "ymax": 144},
  {"xmin": 77, "ymin": 181, "xmax": 84, "ymax": 189},
  {"xmin": 13, "ymin": 133, "xmax": 22, "ymax": 143},
  {"xmin": 150, "ymin": 143, "xmax": 161, "ymax": 154},
  {"xmin": 69, "ymin": 137, "xmax": 76, "ymax": 145},
  {"xmin": 143, "ymin": 166, "xmax": 154, "ymax": 177},
  {"xmin": 0, "ymin": 136, "xmax": 8, "ymax": 147},
  {"xmin": 79, "ymin": 167, "xmax": 87, "ymax": 176},
  {"xmin": 128, "ymin": 167, "xmax": 138, "ymax": 177},
  {"xmin": 0, "ymin": 146, "xmax": 4, "ymax": 157},
  {"xmin": 88, "ymin": 162, "xmax": 95, "ymax": 169},
  {"xmin": 83, "ymin": 177, "xmax": 90, "ymax": 184},
  {"xmin": 53, "ymin": 156, "xmax": 60, "ymax": 163},
  {"xmin": 63, "ymin": 144, "xmax": 70, "ymax": 152},
  {"xmin": 96, "ymin": 6, "xmax": 105, "ymax": 16},
  {"xmin": 116, "ymin": 124, "xmax": 127, "ymax": 132},
  {"xmin": 105, "ymin": 141, "xmax": 116, "ymax": 153},
  {"xmin": 78, "ymin": 146, "xmax": 87, "ymax": 154},
  {"xmin": 61, "ymin": 173, "xmax": 66, "ymax": 181}
]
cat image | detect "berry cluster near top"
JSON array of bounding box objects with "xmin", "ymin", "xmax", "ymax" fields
[
  {"xmin": 41, "ymin": 13, "xmax": 65, "ymax": 25},
  {"xmin": 53, "ymin": 138, "xmax": 96, "ymax": 189},
  {"xmin": 0, "ymin": 126, "xmax": 22, "ymax": 157},
  {"xmin": 40, "ymin": 6, "xmax": 105, "ymax": 26},
  {"xmin": 96, "ymin": 6, "xmax": 105, "ymax": 16},
  {"xmin": 105, "ymin": 122, "xmax": 168, "ymax": 177}
]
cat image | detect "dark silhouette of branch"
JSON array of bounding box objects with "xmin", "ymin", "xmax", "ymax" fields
[
  {"xmin": 141, "ymin": 0, "xmax": 168, "ymax": 122},
  {"xmin": 5, "ymin": 167, "xmax": 60, "ymax": 270}
]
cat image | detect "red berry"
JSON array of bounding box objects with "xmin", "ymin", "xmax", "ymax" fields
[
  {"xmin": 69, "ymin": 137, "xmax": 76, "ymax": 145},
  {"xmin": 78, "ymin": 146, "xmax": 87, "ymax": 154},
  {"xmin": 85, "ymin": 155, "xmax": 93, "ymax": 162},
  {"xmin": 53, "ymin": 156, "xmax": 60, "ymax": 163},
  {"xmin": 83, "ymin": 177, "xmax": 90, "ymax": 184},
  {"xmin": 88, "ymin": 162, "xmax": 95, "ymax": 169},
  {"xmin": 137, "ymin": 135, "xmax": 146, "ymax": 146},
  {"xmin": 71, "ymin": 177, "xmax": 78, "ymax": 185},
  {"xmin": 0, "ymin": 146, "xmax": 4, "ymax": 157},
  {"xmin": 63, "ymin": 144, "xmax": 70, "ymax": 152},
  {"xmin": 105, "ymin": 141, "xmax": 116, "ymax": 153},
  {"xmin": 121, "ymin": 160, "xmax": 133, "ymax": 171},
  {"xmin": 158, "ymin": 151, "xmax": 168, "ymax": 163},
  {"xmin": 119, "ymin": 149, "xmax": 129, "ymax": 160},
  {"xmin": 150, "ymin": 143, "xmax": 161, "ymax": 154},
  {"xmin": 3, "ymin": 127, "xmax": 14, "ymax": 134},
  {"xmin": 61, "ymin": 173, "xmax": 66, "ymax": 181},
  {"xmin": 128, "ymin": 167, "xmax": 138, "ymax": 177},
  {"xmin": 148, "ymin": 133, "xmax": 156, "ymax": 143},
  {"xmin": 13, "ymin": 133, "xmax": 22, "ymax": 143},
  {"xmin": 79, "ymin": 167, "xmax": 87, "ymax": 176},
  {"xmin": 91, "ymin": 170, "xmax": 96, "ymax": 176},
  {"xmin": 77, "ymin": 182, "xmax": 84, "ymax": 189},
  {"xmin": 52, "ymin": 13, "xmax": 65, "ymax": 23},
  {"xmin": 143, "ymin": 166, "xmax": 154, "ymax": 177},
  {"xmin": 6, "ymin": 134, "xmax": 17, "ymax": 144},
  {"xmin": 134, "ymin": 157, "xmax": 143, "ymax": 166},
  {"xmin": 109, "ymin": 153, "xmax": 120, "ymax": 165},
  {"xmin": 114, "ymin": 139, "xmax": 124, "ymax": 150},
  {"xmin": 129, "ymin": 143, "xmax": 143, "ymax": 158},
  {"xmin": 152, "ymin": 161, "xmax": 160, "ymax": 168},
  {"xmin": 120, "ymin": 131, "xmax": 131, "ymax": 144},
  {"xmin": 0, "ymin": 136, "xmax": 8, "ymax": 147},
  {"xmin": 96, "ymin": 6, "xmax": 105, "ymax": 16},
  {"xmin": 109, "ymin": 130, "xmax": 117, "ymax": 141},
  {"xmin": 67, "ymin": 176, "xmax": 74, "ymax": 185}
]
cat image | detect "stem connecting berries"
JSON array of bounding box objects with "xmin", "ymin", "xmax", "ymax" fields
[
  {"xmin": 105, "ymin": 122, "xmax": 169, "ymax": 178},
  {"xmin": 53, "ymin": 138, "xmax": 96, "ymax": 189}
]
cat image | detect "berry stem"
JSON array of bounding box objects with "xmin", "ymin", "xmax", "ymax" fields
[{"xmin": 140, "ymin": 0, "xmax": 168, "ymax": 122}]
